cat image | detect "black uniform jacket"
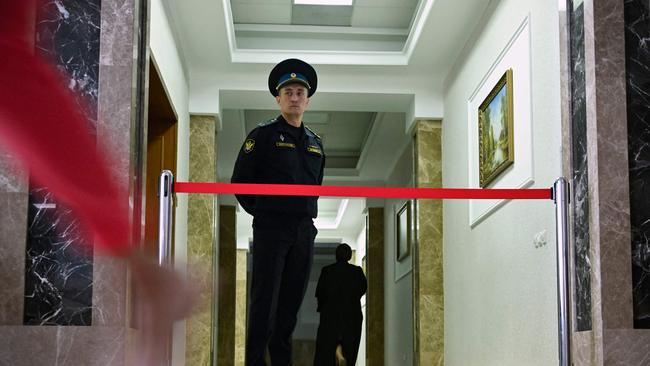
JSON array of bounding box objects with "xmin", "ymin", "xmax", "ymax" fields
[
  {"xmin": 315, "ymin": 262, "xmax": 367, "ymax": 318},
  {"xmin": 231, "ymin": 115, "xmax": 325, "ymax": 218}
]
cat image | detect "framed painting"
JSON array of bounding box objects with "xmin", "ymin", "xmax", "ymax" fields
[
  {"xmin": 478, "ymin": 68, "xmax": 514, "ymax": 188},
  {"xmin": 396, "ymin": 200, "xmax": 411, "ymax": 262}
]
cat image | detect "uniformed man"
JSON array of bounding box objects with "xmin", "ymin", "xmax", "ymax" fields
[{"xmin": 231, "ymin": 58, "xmax": 325, "ymax": 366}]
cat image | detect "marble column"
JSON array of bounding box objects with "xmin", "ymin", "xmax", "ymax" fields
[
  {"xmin": 366, "ymin": 207, "xmax": 384, "ymax": 366},
  {"xmin": 218, "ymin": 205, "xmax": 237, "ymax": 366},
  {"xmin": 0, "ymin": 0, "xmax": 140, "ymax": 364},
  {"xmin": 412, "ymin": 120, "xmax": 443, "ymax": 366},
  {"xmin": 186, "ymin": 115, "xmax": 218, "ymax": 365},
  {"xmin": 235, "ymin": 249, "xmax": 248, "ymax": 366},
  {"xmin": 562, "ymin": 0, "xmax": 650, "ymax": 364}
]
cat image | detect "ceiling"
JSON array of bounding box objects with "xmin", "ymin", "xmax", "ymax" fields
[
  {"xmin": 230, "ymin": 0, "xmax": 420, "ymax": 52},
  {"xmin": 231, "ymin": 0, "xmax": 419, "ymax": 28}
]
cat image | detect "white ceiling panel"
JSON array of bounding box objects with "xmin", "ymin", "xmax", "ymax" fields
[
  {"xmin": 353, "ymin": 0, "xmax": 418, "ymax": 5},
  {"xmin": 231, "ymin": 3, "xmax": 292, "ymax": 25},
  {"xmin": 291, "ymin": 4, "xmax": 352, "ymax": 26},
  {"xmin": 351, "ymin": 5, "xmax": 416, "ymax": 28}
]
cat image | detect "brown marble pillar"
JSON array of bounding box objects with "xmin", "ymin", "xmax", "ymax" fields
[
  {"xmin": 186, "ymin": 115, "xmax": 218, "ymax": 365},
  {"xmin": 235, "ymin": 249, "xmax": 248, "ymax": 366},
  {"xmin": 413, "ymin": 120, "xmax": 443, "ymax": 366},
  {"xmin": 366, "ymin": 207, "xmax": 384, "ymax": 366},
  {"xmin": 217, "ymin": 205, "xmax": 237, "ymax": 366}
]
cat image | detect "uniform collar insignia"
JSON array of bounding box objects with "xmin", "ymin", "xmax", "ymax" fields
[{"xmin": 280, "ymin": 134, "xmax": 285, "ymax": 142}]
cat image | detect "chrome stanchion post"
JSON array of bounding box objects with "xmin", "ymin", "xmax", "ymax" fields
[
  {"xmin": 553, "ymin": 178, "xmax": 570, "ymax": 366},
  {"xmin": 158, "ymin": 170, "xmax": 174, "ymax": 267}
]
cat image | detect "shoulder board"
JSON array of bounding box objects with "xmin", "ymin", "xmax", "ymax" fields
[
  {"xmin": 304, "ymin": 125, "xmax": 321, "ymax": 139},
  {"xmin": 258, "ymin": 118, "xmax": 279, "ymax": 128}
]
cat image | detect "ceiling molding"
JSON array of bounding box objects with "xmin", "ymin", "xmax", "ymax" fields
[
  {"xmin": 234, "ymin": 23, "xmax": 409, "ymax": 37},
  {"xmin": 384, "ymin": 135, "xmax": 413, "ymax": 183},
  {"xmin": 355, "ymin": 112, "xmax": 382, "ymax": 171},
  {"xmin": 221, "ymin": 0, "xmax": 435, "ymax": 65}
]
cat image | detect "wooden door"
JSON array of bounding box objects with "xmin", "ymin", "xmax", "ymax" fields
[{"xmin": 144, "ymin": 60, "xmax": 177, "ymax": 259}]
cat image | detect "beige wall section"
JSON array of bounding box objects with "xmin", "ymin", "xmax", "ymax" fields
[
  {"xmin": 413, "ymin": 120, "xmax": 443, "ymax": 366},
  {"xmin": 186, "ymin": 115, "xmax": 217, "ymax": 365},
  {"xmin": 218, "ymin": 205, "xmax": 237, "ymax": 366},
  {"xmin": 235, "ymin": 249, "xmax": 248, "ymax": 366},
  {"xmin": 366, "ymin": 207, "xmax": 384, "ymax": 366}
]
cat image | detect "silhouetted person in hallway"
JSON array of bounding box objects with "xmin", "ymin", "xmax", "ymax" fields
[{"xmin": 314, "ymin": 243, "xmax": 367, "ymax": 366}]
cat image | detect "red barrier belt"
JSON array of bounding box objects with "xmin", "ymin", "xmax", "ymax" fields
[{"xmin": 174, "ymin": 182, "xmax": 552, "ymax": 200}]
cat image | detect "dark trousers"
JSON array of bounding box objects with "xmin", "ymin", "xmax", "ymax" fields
[
  {"xmin": 246, "ymin": 216, "xmax": 316, "ymax": 366},
  {"xmin": 313, "ymin": 313, "xmax": 363, "ymax": 366}
]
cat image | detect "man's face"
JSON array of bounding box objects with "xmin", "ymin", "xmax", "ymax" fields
[{"xmin": 276, "ymin": 84, "xmax": 310, "ymax": 117}]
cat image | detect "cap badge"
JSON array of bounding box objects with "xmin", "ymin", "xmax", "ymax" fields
[{"xmin": 290, "ymin": 73, "xmax": 297, "ymax": 79}]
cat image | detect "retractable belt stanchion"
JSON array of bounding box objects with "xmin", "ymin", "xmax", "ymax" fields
[
  {"xmin": 161, "ymin": 171, "xmax": 572, "ymax": 365},
  {"xmin": 553, "ymin": 178, "xmax": 570, "ymax": 366},
  {"xmin": 158, "ymin": 170, "xmax": 174, "ymax": 267}
]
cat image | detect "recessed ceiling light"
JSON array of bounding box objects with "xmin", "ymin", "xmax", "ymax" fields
[{"xmin": 294, "ymin": 0, "xmax": 353, "ymax": 6}]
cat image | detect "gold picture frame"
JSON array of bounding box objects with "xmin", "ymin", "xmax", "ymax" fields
[
  {"xmin": 478, "ymin": 68, "xmax": 514, "ymax": 188},
  {"xmin": 396, "ymin": 200, "xmax": 411, "ymax": 262}
]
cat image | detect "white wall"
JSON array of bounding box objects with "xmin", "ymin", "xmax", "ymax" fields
[
  {"xmin": 150, "ymin": 0, "xmax": 191, "ymax": 364},
  {"xmin": 383, "ymin": 142, "xmax": 414, "ymax": 366},
  {"xmin": 442, "ymin": 0, "xmax": 562, "ymax": 364}
]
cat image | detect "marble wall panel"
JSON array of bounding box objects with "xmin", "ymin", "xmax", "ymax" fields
[
  {"xmin": 602, "ymin": 329, "xmax": 650, "ymax": 365},
  {"xmin": 92, "ymin": 256, "xmax": 127, "ymax": 326},
  {"xmin": 0, "ymin": 326, "xmax": 126, "ymax": 365},
  {"xmin": 590, "ymin": 0, "xmax": 633, "ymax": 331},
  {"xmin": 0, "ymin": 0, "xmax": 138, "ymax": 363},
  {"xmin": 0, "ymin": 193, "xmax": 28, "ymax": 325},
  {"xmin": 624, "ymin": 0, "xmax": 650, "ymax": 329},
  {"xmin": 569, "ymin": 0, "xmax": 593, "ymax": 332},
  {"xmin": 0, "ymin": 326, "xmax": 57, "ymax": 366},
  {"xmin": 23, "ymin": 188, "xmax": 94, "ymax": 326},
  {"xmin": 22, "ymin": 0, "xmax": 103, "ymax": 326},
  {"xmin": 36, "ymin": 0, "xmax": 101, "ymax": 124},
  {"xmin": 413, "ymin": 120, "xmax": 443, "ymax": 366},
  {"xmin": 0, "ymin": 154, "xmax": 27, "ymax": 194},
  {"xmin": 94, "ymin": 0, "xmax": 136, "ymax": 328},
  {"xmin": 566, "ymin": 0, "xmax": 650, "ymax": 363},
  {"xmin": 53, "ymin": 326, "xmax": 126, "ymax": 365}
]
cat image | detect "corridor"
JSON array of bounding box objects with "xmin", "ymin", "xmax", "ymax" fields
[{"xmin": 1, "ymin": 0, "xmax": 648, "ymax": 365}]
